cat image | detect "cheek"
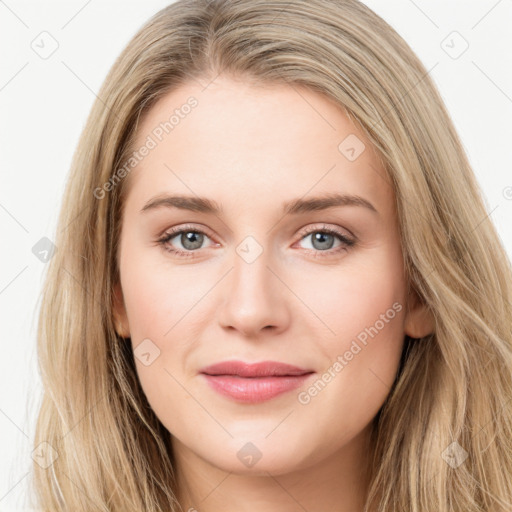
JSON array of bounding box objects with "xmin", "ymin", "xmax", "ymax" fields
[
  {"xmin": 298, "ymin": 245, "xmax": 405, "ymax": 345},
  {"xmin": 295, "ymin": 251, "xmax": 406, "ymax": 437},
  {"xmin": 118, "ymin": 244, "xmax": 207, "ymax": 417},
  {"xmin": 119, "ymin": 241, "xmax": 202, "ymax": 341}
]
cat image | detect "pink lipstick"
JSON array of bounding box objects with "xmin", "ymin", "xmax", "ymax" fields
[{"xmin": 199, "ymin": 360, "xmax": 315, "ymax": 403}]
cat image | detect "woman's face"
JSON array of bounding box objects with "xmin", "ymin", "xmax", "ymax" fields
[{"xmin": 113, "ymin": 75, "xmax": 432, "ymax": 477}]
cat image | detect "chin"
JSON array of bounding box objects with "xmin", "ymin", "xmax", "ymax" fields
[
  {"xmin": 199, "ymin": 436, "xmax": 316, "ymax": 476},
  {"xmin": 212, "ymin": 453, "xmax": 303, "ymax": 477}
]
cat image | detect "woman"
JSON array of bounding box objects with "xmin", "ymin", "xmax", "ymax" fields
[{"xmin": 31, "ymin": 0, "xmax": 512, "ymax": 510}]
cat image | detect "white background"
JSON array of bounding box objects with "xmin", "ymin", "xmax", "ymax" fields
[{"xmin": 1, "ymin": 0, "xmax": 511, "ymax": 509}]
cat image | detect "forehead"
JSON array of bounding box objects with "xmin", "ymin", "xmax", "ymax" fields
[{"xmin": 122, "ymin": 76, "xmax": 393, "ymax": 219}]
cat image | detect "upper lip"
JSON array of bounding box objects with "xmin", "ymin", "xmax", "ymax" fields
[{"xmin": 200, "ymin": 360, "xmax": 314, "ymax": 378}]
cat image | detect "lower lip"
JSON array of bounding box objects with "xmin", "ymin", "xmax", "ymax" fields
[{"xmin": 201, "ymin": 373, "xmax": 314, "ymax": 403}]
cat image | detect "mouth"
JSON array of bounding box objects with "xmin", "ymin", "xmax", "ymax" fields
[
  {"xmin": 200, "ymin": 360, "xmax": 314, "ymax": 377},
  {"xmin": 199, "ymin": 360, "xmax": 315, "ymax": 403}
]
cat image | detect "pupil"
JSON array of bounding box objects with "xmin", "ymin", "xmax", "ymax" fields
[
  {"xmin": 182, "ymin": 231, "xmax": 203, "ymax": 250},
  {"xmin": 313, "ymin": 232, "xmax": 334, "ymax": 250}
]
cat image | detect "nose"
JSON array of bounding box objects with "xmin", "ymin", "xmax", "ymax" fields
[{"xmin": 216, "ymin": 245, "xmax": 291, "ymax": 338}]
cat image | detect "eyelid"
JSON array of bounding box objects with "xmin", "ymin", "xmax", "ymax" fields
[
  {"xmin": 159, "ymin": 223, "xmax": 220, "ymax": 250},
  {"xmin": 157, "ymin": 222, "xmax": 356, "ymax": 257},
  {"xmin": 160, "ymin": 222, "xmax": 354, "ymax": 241},
  {"xmin": 295, "ymin": 222, "xmax": 355, "ymax": 241},
  {"xmin": 159, "ymin": 223, "xmax": 217, "ymax": 241}
]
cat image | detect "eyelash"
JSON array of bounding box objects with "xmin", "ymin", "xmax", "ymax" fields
[{"xmin": 157, "ymin": 223, "xmax": 356, "ymax": 260}]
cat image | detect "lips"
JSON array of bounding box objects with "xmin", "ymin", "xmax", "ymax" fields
[
  {"xmin": 200, "ymin": 360, "xmax": 313, "ymax": 378},
  {"xmin": 199, "ymin": 360, "xmax": 315, "ymax": 403}
]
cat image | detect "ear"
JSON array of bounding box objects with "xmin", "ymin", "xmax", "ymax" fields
[
  {"xmin": 404, "ymin": 286, "xmax": 435, "ymax": 339},
  {"xmin": 112, "ymin": 281, "xmax": 130, "ymax": 339}
]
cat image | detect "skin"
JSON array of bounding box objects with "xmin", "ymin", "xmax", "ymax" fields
[{"xmin": 113, "ymin": 75, "xmax": 434, "ymax": 512}]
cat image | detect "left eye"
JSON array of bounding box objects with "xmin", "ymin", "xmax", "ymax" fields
[
  {"xmin": 157, "ymin": 226, "xmax": 355, "ymax": 258},
  {"xmin": 164, "ymin": 230, "xmax": 211, "ymax": 252},
  {"xmin": 157, "ymin": 225, "xmax": 215, "ymax": 258},
  {"xmin": 298, "ymin": 230, "xmax": 349, "ymax": 251}
]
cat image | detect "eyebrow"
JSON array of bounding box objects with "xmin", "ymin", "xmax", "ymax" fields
[{"xmin": 140, "ymin": 192, "xmax": 379, "ymax": 216}]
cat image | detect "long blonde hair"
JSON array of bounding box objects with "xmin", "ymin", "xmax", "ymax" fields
[{"xmin": 31, "ymin": 0, "xmax": 512, "ymax": 510}]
